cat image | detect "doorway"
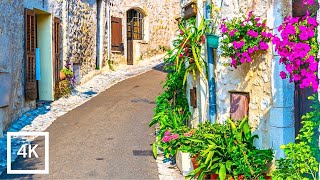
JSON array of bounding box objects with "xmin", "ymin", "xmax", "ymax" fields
[{"xmin": 126, "ymin": 9, "xmax": 144, "ymax": 65}]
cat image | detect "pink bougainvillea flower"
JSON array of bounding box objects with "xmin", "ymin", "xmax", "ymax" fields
[
  {"xmin": 232, "ymin": 41, "xmax": 245, "ymax": 49},
  {"xmin": 293, "ymin": 74, "xmax": 301, "ymax": 81},
  {"xmin": 229, "ymin": 29, "xmax": 238, "ymax": 36},
  {"xmin": 248, "ymin": 47, "xmax": 254, "ymax": 54},
  {"xmin": 247, "ymin": 30, "xmax": 259, "ymax": 38},
  {"xmin": 259, "ymin": 41, "xmax": 269, "ymax": 50},
  {"xmin": 299, "ymin": 32, "xmax": 309, "ymax": 41},
  {"xmin": 307, "ymin": 16, "xmax": 318, "ymax": 26},
  {"xmin": 179, "ymin": 53, "xmax": 184, "ymax": 58},
  {"xmin": 280, "ymin": 71, "xmax": 287, "ymax": 79},
  {"xmin": 284, "ymin": 24, "xmax": 296, "ymax": 35},
  {"xmin": 303, "ymin": 0, "xmax": 315, "ymax": 5}
]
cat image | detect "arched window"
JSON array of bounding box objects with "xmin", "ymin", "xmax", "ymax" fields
[{"xmin": 127, "ymin": 9, "xmax": 144, "ymax": 40}]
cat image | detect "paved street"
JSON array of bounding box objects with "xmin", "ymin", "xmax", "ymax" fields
[{"xmin": 0, "ymin": 65, "xmax": 166, "ymax": 179}]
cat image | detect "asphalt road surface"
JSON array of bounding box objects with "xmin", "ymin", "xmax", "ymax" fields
[{"xmin": 0, "ymin": 64, "xmax": 166, "ymax": 179}]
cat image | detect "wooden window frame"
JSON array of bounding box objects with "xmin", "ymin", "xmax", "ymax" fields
[
  {"xmin": 127, "ymin": 9, "xmax": 144, "ymax": 40},
  {"xmin": 230, "ymin": 92, "xmax": 250, "ymax": 121}
]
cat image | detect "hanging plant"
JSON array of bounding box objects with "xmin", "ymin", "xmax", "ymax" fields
[
  {"xmin": 176, "ymin": 18, "xmax": 207, "ymax": 84},
  {"xmin": 272, "ymin": 14, "xmax": 319, "ymax": 91},
  {"xmin": 219, "ymin": 11, "xmax": 272, "ymax": 68}
]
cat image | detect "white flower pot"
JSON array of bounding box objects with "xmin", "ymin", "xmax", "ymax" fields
[{"xmin": 176, "ymin": 150, "xmax": 193, "ymax": 176}]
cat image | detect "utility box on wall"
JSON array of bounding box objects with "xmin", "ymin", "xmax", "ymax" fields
[{"xmin": 0, "ymin": 71, "xmax": 10, "ymax": 107}]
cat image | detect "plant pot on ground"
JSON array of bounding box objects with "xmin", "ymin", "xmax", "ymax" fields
[
  {"xmin": 59, "ymin": 71, "xmax": 66, "ymax": 80},
  {"xmin": 176, "ymin": 150, "xmax": 193, "ymax": 176}
]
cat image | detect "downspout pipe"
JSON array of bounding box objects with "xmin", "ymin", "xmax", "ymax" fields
[
  {"xmin": 105, "ymin": 0, "xmax": 111, "ymax": 63},
  {"xmin": 205, "ymin": 0, "xmax": 217, "ymax": 123}
]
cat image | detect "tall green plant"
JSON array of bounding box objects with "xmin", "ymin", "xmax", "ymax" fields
[{"xmin": 273, "ymin": 95, "xmax": 320, "ymax": 180}]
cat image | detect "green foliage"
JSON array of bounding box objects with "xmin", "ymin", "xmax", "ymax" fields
[
  {"xmin": 60, "ymin": 67, "xmax": 73, "ymax": 77},
  {"xmin": 273, "ymin": 95, "xmax": 320, "ymax": 180},
  {"xmin": 188, "ymin": 118, "xmax": 273, "ymax": 179}
]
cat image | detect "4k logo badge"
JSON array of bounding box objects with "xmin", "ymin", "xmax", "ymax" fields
[{"xmin": 7, "ymin": 132, "xmax": 49, "ymax": 174}]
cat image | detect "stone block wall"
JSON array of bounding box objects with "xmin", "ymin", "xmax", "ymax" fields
[
  {"xmin": 0, "ymin": 0, "xmax": 35, "ymax": 136},
  {"xmin": 105, "ymin": 0, "xmax": 180, "ymax": 65},
  {"xmin": 214, "ymin": 0, "xmax": 274, "ymax": 148}
]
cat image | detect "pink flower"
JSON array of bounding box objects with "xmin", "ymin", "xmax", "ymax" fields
[
  {"xmin": 280, "ymin": 71, "xmax": 287, "ymax": 79},
  {"xmin": 284, "ymin": 24, "xmax": 296, "ymax": 35},
  {"xmin": 259, "ymin": 41, "xmax": 269, "ymax": 50},
  {"xmin": 171, "ymin": 134, "xmax": 179, "ymax": 140},
  {"xmin": 162, "ymin": 136, "xmax": 170, "ymax": 143},
  {"xmin": 307, "ymin": 17, "xmax": 318, "ymax": 26},
  {"xmin": 293, "ymin": 74, "xmax": 301, "ymax": 81},
  {"xmin": 164, "ymin": 131, "xmax": 171, "ymax": 136},
  {"xmin": 232, "ymin": 41, "xmax": 245, "ymax": 49},
  {"xmin": 303, "ymin": 0, "xmax": 315, "ymax": 5},
  {"xmin": 247, "ymin": 30, "xmax": 259, "ymax": 38},
  {"xmin": 248, "ymin": 47, "xmax": 254, "ymax": 54},
  {"xmin": 229, "ymin": 29, "xmax": 238, "ymax": 36},
  {"xmin": 180, "ymin": 30, "xmax": 184, "ymax": 35},
  {"xmin": 179, "ymin": 53, "xmax": 184, "ymax": 58}
]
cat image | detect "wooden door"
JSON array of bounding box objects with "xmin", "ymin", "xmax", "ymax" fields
[
  {"xmin": 126, "ymin": 14, "xmax": 133, "ymax": 65},
  {"xmin": 25, "ymin": 9, "xmax": 37, "ymax": 100},
  {"xmin": 294, "ymin": 84, "xmax": 313, "ymax": 137},
  {"xmin": 53, "ymin": 17, "xmax": 61, "ymax": 99}
]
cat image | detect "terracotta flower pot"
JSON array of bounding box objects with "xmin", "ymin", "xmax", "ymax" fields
[
  {"xmin": 60, "ymin": 71, "xmax": 66, "ymax": 80},
  {"xmin": 210, "ymin": 174, "xmax": 219, "ymax": 180},
  {"xmin": 190, "ymin": 154, "xmax": 201, "ymax": 177},
  {"xmin": 263, "ymin": 174, "xmax": 272, "ymax": 180}
]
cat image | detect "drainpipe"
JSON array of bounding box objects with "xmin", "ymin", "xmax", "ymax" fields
[
  {"xmin": 105, "ymin": 0, "xmax": 111, "ymax": 63},
  {"xmin": 206, "ymin": 0, "xmax": 217, "ymax": 123}
]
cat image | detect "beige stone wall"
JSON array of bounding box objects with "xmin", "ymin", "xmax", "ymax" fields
[
  {"xmin": 214, "ymin": 0, "xmax": 275, "ymax": 148},
  {"xmin": 105, "ymin": 0, "xmax": 180, "ymax": 65}
]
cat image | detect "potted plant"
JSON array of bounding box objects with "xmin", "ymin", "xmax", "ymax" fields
[{"xmin": 206, "ymin": 3, "xmax": 222, "ymax": 48}]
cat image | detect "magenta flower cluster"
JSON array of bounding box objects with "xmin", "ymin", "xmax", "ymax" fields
[
  {"xmin": 162, "ymin": 131, "xmax": 179, "ymax": 143},
  {"xmin": 272, "ymin": 15, "xmax": 319, "ymax": 91},
  {"xmin": 220, "ymin": 12, "xmax": 272, "ymax": 68}
]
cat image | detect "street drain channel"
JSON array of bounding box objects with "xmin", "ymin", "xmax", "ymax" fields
[
  {"xmin": 132, "ymin": 150, "xmax": 153, "ymax": 156},
  {"xmin": 131, "ymin": 98, "xmax": 155, "ymax": 104}
]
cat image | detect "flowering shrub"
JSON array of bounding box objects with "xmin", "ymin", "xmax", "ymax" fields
[
  {"xmin": 162, "ymin": 131, "xmax": 179, "ymax": 143},
  {"xmin": 272, "ymin": 15, "xmax": 319, "ymax": 91},
  {"xmin": 220, "ymin": 12, "xmax": 272, "ymax": 68}
]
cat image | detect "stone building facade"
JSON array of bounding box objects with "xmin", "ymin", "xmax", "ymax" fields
[
  {"xmin": 0, "ymin": 0, "xmax": 180, "ymax": 137},
  {"xmin": 182, "ymin": 0, "xmax": 317, "ymax": 159}
]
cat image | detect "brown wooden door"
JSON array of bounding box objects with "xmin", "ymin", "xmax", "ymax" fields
[
  {"xmin": 127, "ymin": 40, "xmax": 133, "ymax": 65},
  {"xmin": 53, "ymin": 17, "xmax": 61, "ymax": 99},
  {"xmin": 25, "ymin": 8, "xmax": 37, "ymax": 100},
  {"xmin": 294, "ymin": 84, "xmax": 313, "ymax": 137}
]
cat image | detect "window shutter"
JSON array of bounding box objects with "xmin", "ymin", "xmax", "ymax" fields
[
  {"xmin": 292, "ymin": 0, "xmax": 318, "ymax": 17},
  {"xmin": 25, "ymin": 8, "xmax": 37, "ymax": 100},
  {"xmin": 111, "ymin": 17, "xmax": 122, "ymax": 51},
  {"xmin": 230, "ymin": 92, "xmax": 249, "ymax": 121},
  {"xmin": 53, "ymin": 17, "xmax": 61, "ymax": 99}
]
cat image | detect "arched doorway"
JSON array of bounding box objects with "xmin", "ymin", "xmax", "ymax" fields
[{"xmin": 126, "ymin": 9, "xmax": 144, "ymax": 65}]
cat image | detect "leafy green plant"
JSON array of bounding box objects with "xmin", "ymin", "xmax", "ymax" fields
[
  {"xmin": 273, "ymin": 95, "xmax": 320, "ymax": 180},
  {"xmin": 188, "ymin": 118, "xmax": 273, "ymax": 180},
  {"xmin": 60, "ymin": 67, "xmax": 73, "ymax": 78}
]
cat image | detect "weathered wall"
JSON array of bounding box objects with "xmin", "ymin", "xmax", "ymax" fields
[
  {"xmin": 215, "ymin": 0, "xmax": 273, "ymax": 149},
  {"xmin": 106, "ymin": 0, "xmax": 180, "ymax": 65},
  {"xmin": 0, "ymin": 0, "xmax": 34, "ymax": 136}
]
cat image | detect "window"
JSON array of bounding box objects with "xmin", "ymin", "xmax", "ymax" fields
[
  {"xmin": 292, "ymin": 0, "xmax": 318, "ymax": 17},
  {"xmin": 111, "ymin": 17, "xmax": 123, "ymax": 51},
  {"xmin": 127, "ymin": 9, "xmax": 144, "ymax": 40},
  {"xmin": 230, "ymin": 92, "xmax": 249, "ymax": 121}
]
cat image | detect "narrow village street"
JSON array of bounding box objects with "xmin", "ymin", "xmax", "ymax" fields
[{"xmin": 0, "ymin": 64, "xmax": 166, "ymax": 179}]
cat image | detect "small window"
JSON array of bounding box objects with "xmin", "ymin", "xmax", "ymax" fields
[
  {"xmin": 111, "ymin": 17, "xmax": 123, "ymax": 51},
  {"xmin": 127, "ymin": 9, "xmax": 144, "ymax": 40},
  {"xmin": 230, "ymin": 92, "xmax": 249, "ymax": 121},
  {"xmin": 292, "ymin": 0, "xmax": 318, "ymax": 17}
]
